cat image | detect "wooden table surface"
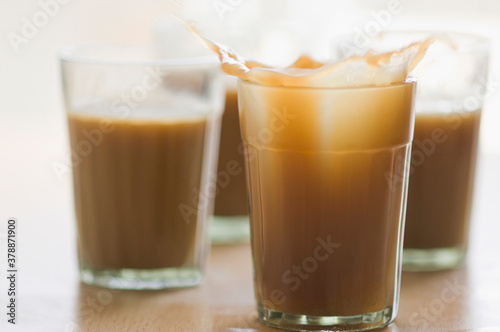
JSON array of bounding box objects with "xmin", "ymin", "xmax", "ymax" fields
[{"xmin": 0, "ymin": 142, "xmax": 499, "ymax": 332}]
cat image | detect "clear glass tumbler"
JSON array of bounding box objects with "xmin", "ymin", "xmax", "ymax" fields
[
  {"xmin": 154, "ymin": 19, "xmax": 252, "ymax": 244},
  {"xmin": 238, "ymin": 79, "xmax": 416, "ymax": 330},
  {"xmin": 60, "ymin": 44, "xmax": 224, "ymax": 289},
  {"xmin": 210, "ymin": 76, "xmax": 250, "ymax": 243},
  {"xmin": 369, "ymin": 32, "xmax": 490, "ymax": 271}
]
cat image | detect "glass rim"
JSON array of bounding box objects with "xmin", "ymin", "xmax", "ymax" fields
[
  {"xmin": 59, "ymin": 42, "xmax": 219, "ymax": 67},
  {"xmin": 236, "ymin": 77, "xmax": 417, "ymax": 91},
  {"xmin": 371, "ymin": 30, "xmax": 490, "ymax": 54}
]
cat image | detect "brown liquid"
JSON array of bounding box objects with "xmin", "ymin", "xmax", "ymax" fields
[
  {"xmin": 214, "ymin": 89, "xmax": 248, "ymax": 216},
  {"xmin": 69, "ymin": 112, "xmax": 209, "ymax": 270},
  {"xmin": 239, "ymin": 82, "xmax": 415, "ymax": 316},
  {"xmin": 404, "ymin": 110, "xmax": 481, "ymax": 249},
  {"xmin": 190, "ymin": 28, "xmax": 430, "ymax": 322}
]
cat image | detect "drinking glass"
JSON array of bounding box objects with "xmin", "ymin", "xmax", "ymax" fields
[
  {"xmin": 60, "ymin": 44, "xmax": 224, "ymax": 289},
  {"xmin": 238, "ymin": 79, "xmax": 416, "ymax": 330},
  {"xmin": 368, "ymin": 32, "xmax": 490, "ymax": 271}
]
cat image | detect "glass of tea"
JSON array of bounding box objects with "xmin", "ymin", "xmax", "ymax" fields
[
  {"xmin": 367, "ymin": 32, "xmax": 490, "ymax": 271},
  {"xmin": 60, "ymin": 44, "xmax": 225, "ymax": 289}
]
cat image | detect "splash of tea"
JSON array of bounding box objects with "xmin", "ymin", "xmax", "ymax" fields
[{"xmin": 185, "ymin": 22, "xmax": 438, "ymax": 88}]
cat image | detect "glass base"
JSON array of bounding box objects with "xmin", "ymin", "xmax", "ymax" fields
[
  {"xmin": 402, "ymin": 247, "xmax": 466, "ymax": 271},
  {"xmin": 210, "ymin": 215, "xmax": 250, "ymax": 244},
  {"xmin": 80, "ymin": 265, "xmax": 203, "ymax": 290},
  {"xmin": 257, "ymin": 303, "xmax": 394, "ymax": 331}
]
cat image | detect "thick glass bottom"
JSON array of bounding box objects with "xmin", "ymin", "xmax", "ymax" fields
[
  {"xmin": 80, "ymin": 265, "xmax": 203, "ymax": 290},
  {"xmin": 210, "ymin": 215, "xmax": 250, "ymax": 244},
  {"xmin": 402, "ymin": 247, "xmax": 465, "ymax": 271},
  {"xmin": 257, "ymin": 303, "xmax": 394, "ymax": 331}
]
